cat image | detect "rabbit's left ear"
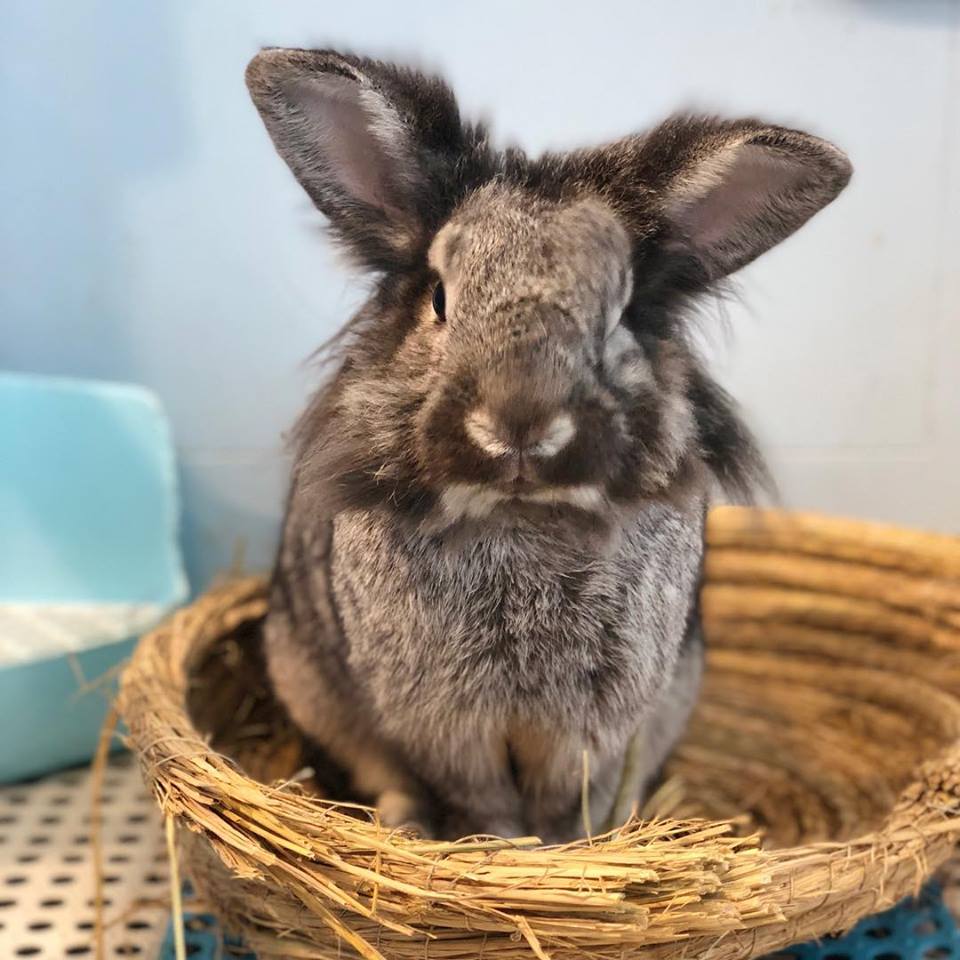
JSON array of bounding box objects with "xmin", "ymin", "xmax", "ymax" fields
[
  {"xmin": 587, "ymin": 115, "xmax": 852, "ymax": 282},
  {"xmin": 246, "ymin": 48, "xmax": 465, "ymax": 271}
]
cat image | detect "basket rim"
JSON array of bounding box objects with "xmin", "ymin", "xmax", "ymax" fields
[{"xmin": 117, "ymin": 507, "xmax": 960, "ymax": 960}]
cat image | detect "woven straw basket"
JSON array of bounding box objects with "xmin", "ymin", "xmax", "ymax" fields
[{"xmin": 118, "ymin": 507, "xmax": 960, "ymax": 960}]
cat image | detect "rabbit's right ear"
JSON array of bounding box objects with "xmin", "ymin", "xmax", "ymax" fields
[
  {"xmin": 571, "ymin": 114, "xmax": 852, "ymax": 285},
  {"xmin": 246, "ymin": 48, "xmax": 465, "ymax": 271}
]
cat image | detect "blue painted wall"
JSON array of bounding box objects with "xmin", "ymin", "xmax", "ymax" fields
[{"xmin": 3, "ymin": 1, "xmax": 959, "ymax": 590}]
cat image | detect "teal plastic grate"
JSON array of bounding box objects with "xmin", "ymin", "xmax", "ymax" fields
[
  {"xmin": 162, "ymin": 883, "xmax": 959, "ymax": 960},
  {"xmin": 765, "ymin": 884, "xmax": 959, "ymax": 960}
]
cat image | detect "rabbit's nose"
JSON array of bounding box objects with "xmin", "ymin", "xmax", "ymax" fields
[{"xmin": 465, "ymin": 408, "xmax": 576, "ymax": 461}]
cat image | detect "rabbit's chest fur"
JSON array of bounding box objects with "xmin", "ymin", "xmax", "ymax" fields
[{"xmin": 329, "ymin": 499, "xmax": 704, "ymax": 755}]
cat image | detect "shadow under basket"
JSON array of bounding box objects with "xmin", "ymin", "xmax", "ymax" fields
[{"xmin": 118, "ymin": 507, "xmax": 960, "ymax": 960}]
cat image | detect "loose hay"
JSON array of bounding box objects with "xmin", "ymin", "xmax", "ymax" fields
[{"xmin": 117, "ymin": 507, "xmax": 960, "ymax": 960}]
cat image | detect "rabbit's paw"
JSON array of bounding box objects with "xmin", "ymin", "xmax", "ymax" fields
[{"xmin": 376, "ymin": 788, "xmax": 434, "ymax": 839}]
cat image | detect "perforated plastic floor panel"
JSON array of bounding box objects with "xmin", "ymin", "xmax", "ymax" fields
[{"xmin": 0, "ymin": 753, "xmax": 170, "ymax": 959}]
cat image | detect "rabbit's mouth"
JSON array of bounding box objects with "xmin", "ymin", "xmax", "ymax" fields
[
  {"xmin": 495, "ymin": 474, "xmax": 539, "ymax": 496},
  {"xmin": 434, "ymin": 481, "xmax": 607, "ymax": 527}
]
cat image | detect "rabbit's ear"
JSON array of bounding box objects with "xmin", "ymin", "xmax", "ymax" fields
[
  {"xmin": 246, "ymin": 48, "xmax": 464, "ymax": 270},
  {"xmin": 593, "ymin": 115, "xmax": 852, "ymax": 282}
]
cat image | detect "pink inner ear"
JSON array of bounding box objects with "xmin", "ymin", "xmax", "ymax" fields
[
  {"xmin": 285, "ymin": 74, "xmax": 404, "ymax": 215},
  {"xmin": 668, "ymin": 142, "xmax": 809, "ymax": 266}
]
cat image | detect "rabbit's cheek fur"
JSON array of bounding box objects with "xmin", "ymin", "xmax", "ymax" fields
[
  {"xmin": 410, "ymin": 310, "xmax": 695, "ymax": 525},
  {"xmin": 415, "ymin": 378, "xmax": 504, "ymax": 488}
]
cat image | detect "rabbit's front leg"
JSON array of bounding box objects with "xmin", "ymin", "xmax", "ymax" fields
[
  {"xmin": 427, "ymin": 728, "xmax": 526, "ymax": 840},
  {"xmin": 600, "ymin": 620, "xmax": 706, "ymax": 831},
  {"xmin": 511, "ymin": 727, "xmax": 625, "ymax": 844}
]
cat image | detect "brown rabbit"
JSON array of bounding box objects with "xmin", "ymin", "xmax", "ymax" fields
[{"xmin": 246, "ymin": 48, "xmax": 851, "ymax": 842}]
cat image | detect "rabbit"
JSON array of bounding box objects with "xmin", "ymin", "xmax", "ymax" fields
[{"xmin": 245, "ymin": 47, "xmax": 851, "ymax": 842}]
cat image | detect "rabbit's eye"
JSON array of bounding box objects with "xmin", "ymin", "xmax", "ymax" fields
[{"xmin": 431, "ymin": 282, "xmax": 446, "ymax": 323}]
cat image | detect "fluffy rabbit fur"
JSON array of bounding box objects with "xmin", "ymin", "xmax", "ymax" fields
[{"xmin": 246, "ymin": 48, "xmax": 851, "ymax": 842}]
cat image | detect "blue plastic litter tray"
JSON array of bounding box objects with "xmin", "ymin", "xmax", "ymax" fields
[
  {"xmin": 161, "ymin": 882, "xmax": 960, "ymax": 960},
  {"xmin": 0, "ymin": 372, "xmax": 187, "ymax": 782}
]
